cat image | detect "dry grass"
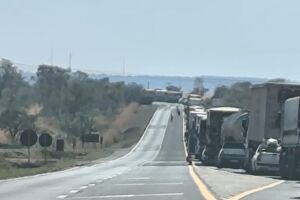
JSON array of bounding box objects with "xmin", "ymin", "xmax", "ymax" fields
[
  {"xmin": 0, "ymin": 104, "xmax": 157, "ymax": 179},
  {"xmin": 103, "ymin": 103, "xmax": 139, "ymax": 147}
]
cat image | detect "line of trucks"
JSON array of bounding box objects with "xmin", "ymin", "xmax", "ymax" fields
[{"xmin": 184, "ymin": 82, "xmax": 300, "ymax": 179}]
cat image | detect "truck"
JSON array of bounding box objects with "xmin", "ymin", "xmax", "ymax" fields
[
  {"xmin": 201, "ymin": 107, "xmax": 241, "ymax": 165},
  {"xmin": 280, "ymin": 96, "xmax": 300, "ymax": 179},
  {"xmin": 186, "ymin": 108, "xmax": 206, "ymax": 156},
  {"xmin": 217, "ymin": 111, "xmax": 249, "ymax": 168},
  {"xmin": 245, "ymin": 83, "xmax": 300, "ymax": 171},
  {"xmin": 220, "ymin": 111, "xmax": 249, "ymax": 145},
  {"xmin": 194, "ymin": 113, "xmax": 207, "ymax": 160}
]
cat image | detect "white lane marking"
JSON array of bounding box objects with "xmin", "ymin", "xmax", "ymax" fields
[
  {"xmin": 79, "ymin": 186, "xmax": 88, "ymax": 190},
  {"xmin": 88, "ymin": 183, "xmax": 96, "ymax": 187},
  {"xmin": 152, "ymin": 182, "xmax": 183, "ymax": 185},
  {"xmin": 96, "ymin": 180, "xmax": 103, "ymax": 183},
  {"xmin": 70, "ymin": 190, "xmax": 79, "ymax": 194},
  {"xmin": 128, "ymin": 177, "xmax": 150, "ymax": 180},
  {"xmin": 115, "ymin": 183, "xmax": 145, "ymax": 186},
  {"xmin": 57, "ymin": 195, "xmax": 68, "ymax": 199},
  {"xmin": 71, "ymin": 193, "xmax": 184, "ymax": 199},
  {"xmin": 115, "ymin": 182, "xmax": 183, "ymax": 186}
]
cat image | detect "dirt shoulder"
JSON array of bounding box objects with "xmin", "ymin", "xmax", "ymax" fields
[{"xmin": 0, "ymin": 104, "xmax": 157, "ymax": 180}]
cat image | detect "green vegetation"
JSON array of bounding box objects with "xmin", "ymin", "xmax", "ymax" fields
[
  {"xmin": 0, "ymin": 59, "xmax": 144, "ymax": 142},
  {"xmin": 0, "ymin": 104, "xmax": 156, "ymax": 179},
  {"xmin": 209, "ymin": 82, "xmax": 252, "ymax": 109}
]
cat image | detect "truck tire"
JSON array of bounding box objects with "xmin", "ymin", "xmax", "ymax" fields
[{"xmin": 217, "ymin": 160, "xmax": 223, "ymax": 169}]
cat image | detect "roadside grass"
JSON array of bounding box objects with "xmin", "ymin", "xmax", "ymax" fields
[{"xmin": 0, "ymin": 104, "xmax": 157, "ymax": 180}]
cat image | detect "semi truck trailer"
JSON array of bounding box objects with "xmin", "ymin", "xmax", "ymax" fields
[{"xmin": 246, "ymin": 83, "xmax": 300, "ymax": 171}]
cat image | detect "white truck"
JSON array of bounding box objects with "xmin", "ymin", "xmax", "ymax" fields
[
  {"xmin": 202, "ymin": 107, "xmax": 241, "ymax": 165},
  {"xmin": 245, "ymin": 83, "xmax": 300, "ymax": 172},
  {"xmin": 280, "ymin": 96, "xmax": 300, "ymax": 179},
  {"xmin": 217, "ymin": 111, "xmax": 248, "ymax": 168}
]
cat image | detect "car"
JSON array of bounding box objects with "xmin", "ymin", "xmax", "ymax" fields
[
  {"xmin": 217, "ymin": 143, "xmax": 246, "ymax": 168},
  {"xmin": 251, "ymin": 140, "xmax": 281, "ymax": 174}
]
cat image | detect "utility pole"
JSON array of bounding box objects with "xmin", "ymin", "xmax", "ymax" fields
[
  {"xmin": 122, "ymin": 57, "xmax": 126, "ymax": 76},
  {"xmin": 50, "ymin": 48, "xmax": 54, "ymax": 66},
  {"xmin": 68, "ymin": 53, "xmax": 72, "ymax": 71}
]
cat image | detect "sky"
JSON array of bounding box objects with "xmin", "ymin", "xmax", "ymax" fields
[{"xmin": 0, "ymin": 0, "xmax": 300, "ymax": 79}]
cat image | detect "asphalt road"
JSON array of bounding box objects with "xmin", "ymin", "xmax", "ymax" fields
[{"xmin": 0, "ymin": 103, "xmax": 204, "ymax": 200}]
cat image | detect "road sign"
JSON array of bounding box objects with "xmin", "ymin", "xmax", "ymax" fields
[
  {"xmin": 56, "ymin": 139, "xmax": 64, "ymax": 151},
  {"xmin": 20, "ymin": 129, "xmax": 38, "ymax": 147},
  {"xmin": 81, "ymin": 134, "xmax": 100, "ymax": 143},
  {"xmin": 39, "ymin": 133, "xmax": 52, "ymax": 147}
]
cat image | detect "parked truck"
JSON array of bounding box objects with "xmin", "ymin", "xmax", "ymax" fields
[
  {"xmin": 217, "ymin": 111, "xmax": 249, "ymax": 168},
  {"xmin": 201, "ymin": 107, "xmax": 240, "ymax": 165},
  {"xmin": 280, "ymin": 96, "xmax": 300, "ymax": 179},
  {"xmin": 245, "ymin": 83, "xmax": 300, "ymax": 171},
  {"xmin": 186, "ymin": 108, "xmax": 206, "ymax": 156}
]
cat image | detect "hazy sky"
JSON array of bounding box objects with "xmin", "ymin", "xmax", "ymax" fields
[{"xmin": 1, "ymin": 0, "xmax": 300, "ymax": 79}]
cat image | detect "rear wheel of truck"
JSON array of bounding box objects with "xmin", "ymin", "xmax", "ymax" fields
[{"xmin": 217, "ymin": 160, "xmax": 223, "ymax": 169}]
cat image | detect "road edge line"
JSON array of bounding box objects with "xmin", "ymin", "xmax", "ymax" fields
[
  {"xmin": 226, "ymin": 180, "xmax": 285, "ymax": 200},
  {"xmin": 182, "ymin": 110, "xmax": 217, "ymax": 200}
]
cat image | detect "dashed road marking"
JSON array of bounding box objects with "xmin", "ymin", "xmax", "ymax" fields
[
  {"xmin": 70, "ymin": 190, "xmax": 79, "ymax": 194},
  {"xmin": 57, "ymin": 195, "xmax": 68, "ymax": 199},
  {"xmin": 79, "ymin": 186, "xmax": 88, "ymax": 190},
  {"xmin": 128, "ymin": 177, "xmax": 150, "ymax": 180},
  {"xmin": 115, "ymin": 183, "xmax": 145, "ymax": 186},
  {"xmin": 115, "ymin": 182, "xmax": 183, "ymax": 186},
  {"xmin": 88, "ymin": 183, "xmax": 96, "ymax": 187},
  {"xmin": 96, "ymin": 180, "xmax": 103, "ymax": 183},
  {"xmin": 70, "ymin": 192, "xmax": 184, "ymax": 199}
]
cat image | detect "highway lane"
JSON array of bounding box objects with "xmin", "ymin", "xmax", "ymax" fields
[
  {"xmin": 0, "ymin": 103, "xmax": 204, "ymax": 200},
  {"xmin": 64, "ymin": 104, "xmax": 204, "ymax": 200}
]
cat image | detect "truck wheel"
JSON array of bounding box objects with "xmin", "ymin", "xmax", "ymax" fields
[{"xmin": 217, "ymin": 160, "xmax": 223, "ymax": 169}]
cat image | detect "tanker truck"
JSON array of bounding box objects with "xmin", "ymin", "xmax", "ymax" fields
[
  {"xmin": 217, "ymin": 111, "xmax": 249, "ymax": 168},
  {"xmin": 245, "ymin": 83, "xmax": 300, "ymax": 172},
  {"xmin": 201, "ymin": 107, "xmax": 241, "ymax": 165}
]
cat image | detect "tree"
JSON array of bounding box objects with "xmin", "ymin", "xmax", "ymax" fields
[
  {"xmin": 268, "ymin": 78, "xmax": 288, "ymax": 83},
  {"xmin": 36, "ymin": 65, "xmax": 70, "ymax": 115},
  {"xmin": 0, "ymin": 109, "xmax": 34, "ymax": 142},
  {"xmin": 0, "ymin": 59, "xmax": 29, "ymax": 110},
  {"xmin": 211, "ymin": 82, "xmax": 252, "ymax": 109},
  {"xmin": 193, "ymin": 77, "xmax": 208, "ymax": 96}
]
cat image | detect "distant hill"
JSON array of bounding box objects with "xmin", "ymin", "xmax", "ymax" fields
[{"xmin": 21, "ymin": 72, "xmax": 268, "ymax": 93}]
